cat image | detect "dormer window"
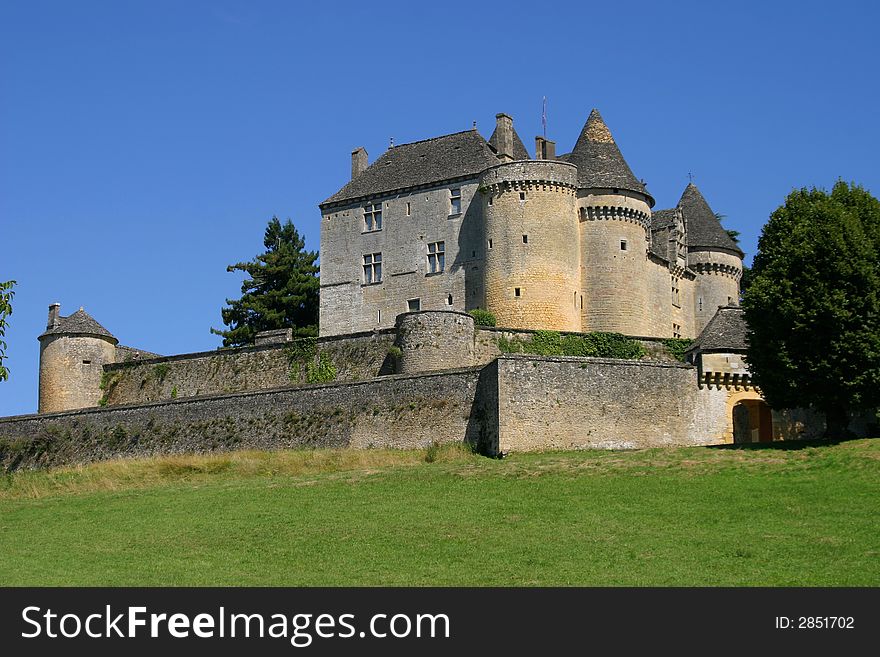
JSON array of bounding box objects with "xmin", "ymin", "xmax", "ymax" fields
[{"xmin": 364, "ymin": 202, "xmax": 382, "ymax": 231}]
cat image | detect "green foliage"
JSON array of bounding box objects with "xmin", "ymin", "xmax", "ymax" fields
[
  {"xmin": 212, "ymin": 217, "xmax": 319, "ymax": 347},
  {"xmin": 285, "ymin": 337, "xmax": 318, "ymax": 381},
  {"xmin": 498, "ymin": 331, "xmax": 645, "ymax": 359},
  {"xmin": 153, "ymin": 363, "xmax": 170, "ymax": 382},
  {"xmin": 171, "ymin": 386, "xmax": 178, "ymax": 399},
  {"xmin": 98, "ymin": 370, "xmax": 122, "ymax": 407},
  {"xmin": 743, "ymin": 182, "xmax": 880, "ymax": 432},
  {"xmin": 0, "ymin": 280, "xmax": 16, "ymax": 382},
  {"xmin": 386, "ymin": 345, "xmax": 402, "ymax": 360},
  {"xmin": 306, "ymin": 352, "xmax": 337, "ymax": 384},
  {"xmin": 424, "ymin": 441, "xmax": 440, "ymax": 463},
  {"xmin": 662, "ymin": 338, "xmax": 694, "ymax": 362},
  {"xmin": 285, "ymin": 337, "xmax": 337, "ymax": 384},
  {"xmin": 468, "ymin": 308, "xmax": 496, "ymax": 327}
]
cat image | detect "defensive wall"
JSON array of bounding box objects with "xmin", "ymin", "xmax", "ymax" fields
[
  {"xmin": 0, "ymin": 366, "xmax": 497, "ymax": 471},
  {"xmin": 2, "ymin": 350, "xmax": 873, "ymax": 471},
  {"xmin": 93, "ymin": 323, "xmax": 684, "ymax": 408}
]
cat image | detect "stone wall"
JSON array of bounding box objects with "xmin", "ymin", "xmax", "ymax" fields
[
  {"xmin": 101, "ymin": 331, "xmax": 396, "ymax": 407},
  {"xmin": 480, "ymin": 160, "xmax": 581, "ymax": 332},
  {"xmin": 0, "ymin": 367, "xmax": 492, "ymax": 471},
  {"xmin": 38, "ymin": 334, "xmax": 117, "ymax": 413},
  {"xmin": 395, "ymin": 311, "xmax": 474, "ymax": 374},
  {"xmin": 691, "ymin": 249, "xmax": 742, "ymax": 335},
  {"xmin": 494, "ymin": 355, "xmax": 730, "ymax": 452},
  {"xmin": 319, "ymin": 180, "xmax": 484, "ymax": 336}
]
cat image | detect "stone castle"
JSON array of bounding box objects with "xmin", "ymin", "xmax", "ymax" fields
[
  {"xmin": 318, "ymin": 110, "xmax": 742, "ymax": 339},
  {"xmin": 2, "ymin": 109, "xmax": 863, "ymax": 471}
]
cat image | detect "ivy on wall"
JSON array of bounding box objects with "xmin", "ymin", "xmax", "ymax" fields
[{"xmin": 498, "ymin": 330, "xmax": 645, "ymax": 360}]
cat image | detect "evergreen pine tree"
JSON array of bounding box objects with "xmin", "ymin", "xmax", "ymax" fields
[{"xmin": 212, "ymin": 218, "xmax": 319, "ymax": 347}]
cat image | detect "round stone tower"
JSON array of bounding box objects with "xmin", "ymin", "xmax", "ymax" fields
[
  {"xmin": 479, "ymin": 160, "xmax": 580, "ymax": 331},
  {"xmin": 38, "ymin": 303, "xmax": 118, "ymax": 413},
  {"xmin": 394, "ymin": 310, "xmax": 474, "ymax": 374},
  {"xmin": 677, "ymin": 183, "xmax": 744, "ymax": 335},
  {"xmin": 570, "ymin": 109, "xmax": 656, "ymax": 336}
]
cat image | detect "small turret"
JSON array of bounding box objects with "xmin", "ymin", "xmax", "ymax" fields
[
  {"xmin": 38, "ymin": 304, "xmax": 118, "ymax": 413},
  {"xmin": 677, "ymin": 183, "xmax": 744, "ymax": 334},
  {"xmin": 573, "ymin": 109, "xmax": 654, "ymax": 335}
]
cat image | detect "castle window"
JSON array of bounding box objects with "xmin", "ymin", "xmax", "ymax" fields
[
  {"xmin": 449, "ymin": 188, "xmax": 461, "ymax": 215},
  {"xmin": 488, "ymin": 239, "xmax": 493, "ymax": 249},
  {"xmin": 363, "ymin": 252, "xmax": 382, "ymax": 284},
  {"xmin": 427, "ymin": 241, "xmax": 445, "ymax": 274},
  {"xmin": 673, "ymin": 323, "xmax": 681, "ymax": 339},
  {"xmin": 406, "ymin": 202, "xmax": 411, "ymax": 216},
  {"xmin": 488, "ymin": 195, "xmax": 493, "ymax": 206},
  {"xmin": 82, "ymin": 360, "xmax": 91, "ymax": 365},
  {"xmin": 519, "ymin": 192, "xmax": 526, "ymax": 201},
  {"xmin": 364, "ymin": 202, "xmax": 382, "ymax": 231},
  {"xmin": 620, "ymin": 239, "xmax": 628, "ymax": 251},
  {"xmin": 407, "ymin": 298, "xmax": 421, "ymax": 312},
  {"xmin": 698, "ymin": 297, "xmax": 703, "ymax": 312},
  {"xmin": 377, "ymin": 309, "xmax": 382, "ymax": 324},
  {"xmin": 672, "ymin": 277, "xmax": 681, "ymax": 308},
  {"xmin": 580, "ymin": 295, "xmax": 583, "ymax": 310},
  {"xmin": 522, "ymin": 235, "xmax": 528, "ymax": 244},
  {"xmin": 446, "ymin": 294, "xmax": 453, "ymax": 306},
  {"xmin": 515, "ymin": 287, "xmax": 521, "ymax": 297}
]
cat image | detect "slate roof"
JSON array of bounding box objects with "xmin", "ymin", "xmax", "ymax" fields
[
  {"xmin": 40, "ymin": 308, "xmax": 117, "ymax": 341},
  {"xmin": 650, "ymin": 208, "xmax": 677, "ymax": 259},
  {"xmin": 487, "ymin": 124, "xmax": 531, "ymax": 160},
  {"xmin": 678, "ymin": 183, "xmax": 744, "ymax": 257},
  {"xmin": 688, "ymin": 305, "xmax": 748, "ymax": 353},
  {"xmin": 566, "ymin": 109, "xmax": 652, "ymax": 204},
  {"xmin": 321, "ymin": 130, "xmax": 499, "ymax": 207}
]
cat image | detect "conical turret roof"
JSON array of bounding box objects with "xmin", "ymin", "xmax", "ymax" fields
[
  {"xmin": 678, "ymin": 183, "xmax": 744, "ymax": 257},
  {"xmin": 40, "ymin": 308, "xmax": 117, "ymax": 341},
  {"xmin": 566, "ymin": 109, "xmax": 652, "ymax": 203}
]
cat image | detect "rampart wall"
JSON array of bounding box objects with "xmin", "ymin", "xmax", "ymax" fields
[
  {"xmin": 0, "ymin": 367, "xmax": 494, "ymax": 471},
  {"xmin": 101, "ymin": 331, "xmax": 396, "ymax": 406}
]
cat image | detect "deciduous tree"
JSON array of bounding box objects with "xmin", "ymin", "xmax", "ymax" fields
[
  {"xmin": 743, "ymin": 182, "xmax": 880, "ymax": 435},
  {"xmin": 0, "ymin": 280, "xmax": 16, "ymax": 382}
]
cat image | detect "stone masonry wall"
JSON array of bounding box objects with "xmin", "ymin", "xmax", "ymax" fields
[
  {"xmin": 494, "ymin": 355, "xmax": 730, "ymax": 452},
  {"xmin": 0, "ymin": 367, "xmax": 492, "ymax": 471},
  {"xmin": 319, "ymin": 181, "xmax": 484, "ymax": 336},
  {"xmin": 102, "ymin": 331, "xmax": 396, "ymax": 407}
]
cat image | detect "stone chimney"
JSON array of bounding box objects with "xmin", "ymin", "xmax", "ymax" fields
[
  {"xmin": 47, "ymin": 303, "xmax": 61, "ymax": 330},
  {"xmin": 351, "ymin": 147, "xmax": 368, "ymax": 179},
  {"xmin": 494, "ymin": 113, "xmax": 514, "ymax": 162},
  {"xmin": 535, "ymin": 136, "xmax": 556, "ymax": 160}
]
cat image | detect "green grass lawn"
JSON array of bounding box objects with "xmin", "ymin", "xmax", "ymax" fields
[{"xmin": 1, "ymin": 439, "xmax": 877, "ymax": 586}]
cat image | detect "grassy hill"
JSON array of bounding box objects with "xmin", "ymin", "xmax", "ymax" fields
[{"xmin": 1, "ymin": 439, "xmax": 878, "ymax": 586}]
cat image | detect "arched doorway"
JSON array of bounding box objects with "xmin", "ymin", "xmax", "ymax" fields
[{"xmin": 732, "ymin": 399, "xmax": 773, "ymax": 444}]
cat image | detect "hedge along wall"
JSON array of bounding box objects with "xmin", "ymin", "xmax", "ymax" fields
[
  {"xmin": 473, "ymin": 327, "xmax": 690, "ymax": 365},
  {"xmin": 0, "ymin": 366, "xmax": 496, "ymax": 471},
  {"xmin": 101, "ymin": 330, "xmax": 397, "ymax": 407}
]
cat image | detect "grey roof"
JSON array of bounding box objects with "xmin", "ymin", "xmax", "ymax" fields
[
  {"xmin": 678, "ymin": 183, "xmax": 744, "ymax": 257},
  {"xmin": 40, "ymin": 308, "xmax": 117, "ymax": 341},
  {"xmin": 322, "ymin": 130, "xmax": 499, "ymax": 207},
  {"xmin": 689, "ymin": 305, "xmax": 748, "ymax": 353},
  {"xmin": 488, "ymin": 124, "xmax": 530, "ymax": 160},
  {"xmin": 650, "ymin": 208, "xmax": 677, "ymax": 259},
  {"xmin": 566, "ymin": 109, "xmax": 653, "ymax": 204}
]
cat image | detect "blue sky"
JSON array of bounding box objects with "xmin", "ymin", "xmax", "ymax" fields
[{"xmin": 2, "ymin": 0, "xmax": 879, "ymax": 415}]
